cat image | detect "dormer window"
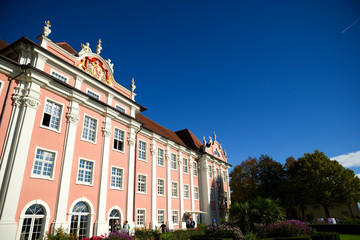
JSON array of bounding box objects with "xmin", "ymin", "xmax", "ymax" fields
[{"xmin": 86, "ymin": 89, "xmax": 100, "ymax": 100}]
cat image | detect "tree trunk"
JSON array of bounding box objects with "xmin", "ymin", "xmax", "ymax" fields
[
  {"xmin": 300, "ymin": 204, "xmax": 305, "ymax": 221},
  {"xmin": 322, "ymin": 204, "xmax": 330, "ymax": 218},
  {"xmin": 348, "ymin": 203, "xmax": 354, "ymax": 218}
]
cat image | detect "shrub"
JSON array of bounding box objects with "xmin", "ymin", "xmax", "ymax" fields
[
  {"xmin": 262, "ymin": 220, "xmax": 312, "ymax": 238},
  {"xmin": 340, "ymin": 216, "xmax": 360, "ymax": 224},
  {"xmin": 160, "ymin": 232, "xmax": 176, "ymax": 240},
  {"xmin": 311, "ymin": 232, "xmax": 340, "ymax": 240},
  {"xmin": 205, "ymin": 224, "xmax": 244, "ymax": 240},
  {"xmin": 105, "ymin": 231, "xmax": 135, "ymax": 240},
  {"xmin": 46, "ymin": 227, "xmax": 79, "ymax": 240},
  {"xmin": 172, "ymin": 230, "xmax": 190, "ymax": 240},
  {"xmin": 134, "ymin": 228, "xmax": 160, "ymax": 240}
]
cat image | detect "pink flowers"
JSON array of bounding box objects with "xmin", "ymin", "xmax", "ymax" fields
[{"xmin": 261, "ymin": 220, "xmax": 312, "ymax": 238}]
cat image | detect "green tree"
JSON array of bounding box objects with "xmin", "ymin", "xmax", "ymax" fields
[
  {"xmin": 229, "ymin": 157, "xmax": 258, "ymax": 203},
  {"xmin": 257, "ymin": 155, "xmax": 285, "ymax": 202},
  {"xmin": 291, "ymin": 150, "xmax": 360, "ymax": 218}
]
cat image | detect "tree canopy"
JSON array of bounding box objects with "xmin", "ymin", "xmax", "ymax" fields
[{"xmin": 229, "ymin": 150, "xmax": 360, "ymax": 218}]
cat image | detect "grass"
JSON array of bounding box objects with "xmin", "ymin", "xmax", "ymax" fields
[{"xmin": 340, "ymin": 234, "xmax": 360, "ymax": 240}]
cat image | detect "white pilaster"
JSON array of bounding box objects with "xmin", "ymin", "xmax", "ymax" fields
[
  {"xmin": 125, "ymin": 127, "xmax": 136, "ymax": 228},
  {"xmin": 0, "ymin": 81, "xmax": 41, "ymax": 240},
  {"xmin": 199, "ymin": 156, "xmax": 211, "ymax": 225},
  {"xmin": 94, "ymin": 117, "xmax": 112, "ymax": 235},
  {"xmin": 54, "ymin": 101, "xmax": 80, "ymax": 230},
  {"xmin": 165, "ymin": 145, "xmax": 173, "ymax": 229},
  {"xmin": 178, "ymin": 151, "xmax": 185, "ymax": 229},
  {"xmin": 150, "ymin": 139, "xmax": 157, "ymax": 229}
]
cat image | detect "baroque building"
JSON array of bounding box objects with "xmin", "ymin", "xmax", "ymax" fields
[{"xmin": 0, "ymin": 22, "xmax": 231, "ymax": 239}]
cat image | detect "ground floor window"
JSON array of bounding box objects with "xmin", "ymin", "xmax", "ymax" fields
[
  {"xmin": 108, "ymin": 209, "xmax": 121, "ymax": 232},
  {"xmin": 20, "ymin": 204, "xmax": 45, "ymax": 240},
  {"xmin": 70, "ymin": 201, "xmax": 89, "ymax": 239}
]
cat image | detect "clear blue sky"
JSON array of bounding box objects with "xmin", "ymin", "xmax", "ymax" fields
[{"xmin": 1, "ymin": 0, "xmax": 359, "ymax": 174}]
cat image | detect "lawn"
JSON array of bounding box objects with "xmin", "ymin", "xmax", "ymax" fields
[{"xmin": 340, "ymin": 234, "xmax": 360, "ymax": 240}]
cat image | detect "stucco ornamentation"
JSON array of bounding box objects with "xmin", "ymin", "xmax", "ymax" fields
[
  {"xmin": 23, "ymin": 97, "xmax": 40, "ymax": 110},
  {"xmin": 42, "ymin": 20, "xmax": 51, "ymax": 37},
  {"xmin": 127, "ymin": 137, "xmax": 135, "ymax": 146},
  {"xmin": 102, "ymin": 127, "xmax": 112, "ymax": 138},
  {"xmin": 66, "ymin": 112, "xmax": 80, "ymax": 124}
]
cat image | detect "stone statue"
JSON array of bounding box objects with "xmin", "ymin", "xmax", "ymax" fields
[
  {"xmin": 42, "ymin": 20, "xmax": 51, "ymax": 37},
  {"xmin": 78, "ymin": 42, "xmax": 92, "ymax": 56},
  {"xmin": 96, "ymin": 38, "xmax": 102, "ymax": 54}
]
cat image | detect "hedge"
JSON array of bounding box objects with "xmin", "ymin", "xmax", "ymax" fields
[
  {"xmin": 309, "ymin": 224, "xmax": 360, "ymax": 235},
  {"xmin": 311, "ymin": 232, "xmax": 340, "ymax": 240}
]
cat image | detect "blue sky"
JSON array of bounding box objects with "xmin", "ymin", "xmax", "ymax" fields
[{"xmin": 1, "ymin": 0, "xmax": 359, "ymax": 175}]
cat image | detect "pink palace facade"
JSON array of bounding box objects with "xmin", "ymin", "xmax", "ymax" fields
[{"xmin": 0, "ymin": 23, "xmax": 231, "ymax": 239}]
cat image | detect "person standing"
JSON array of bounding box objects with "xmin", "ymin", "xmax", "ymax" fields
[
  {"xmin": 114, "ymin": 220, "xmax": 121, "ymax": 232},
  {"xmin": 190, "ymin": 217, "xmax": 195, "ymax": 229},
  {"xmin": 159, "ymin": 222, "xmax": 167, "ymax": 233}
]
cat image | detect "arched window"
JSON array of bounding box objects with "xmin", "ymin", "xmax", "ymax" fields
[
  {"xmin": 108, "ymin": 209, "xmax": 121, "ymax": 232},
  {"xmin": 70, "ymin": 201, "xmax": 89, "ymax": 238},
  {"xmin": 20, "ymin": 204, "xmax": 45, "ymax": 240}
]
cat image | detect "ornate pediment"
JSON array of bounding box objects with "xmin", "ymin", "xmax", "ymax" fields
[{"xmin": 77, "ymin": 57, "xmax": 112, "ymax": 86}]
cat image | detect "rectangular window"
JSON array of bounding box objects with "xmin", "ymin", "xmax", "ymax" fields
[
  {"xmin": 194, "ymin": 187, "xmax": 199, "ymax": 200},
  {"xmin": 216, "ymin": 168, "xmax": 219, "ymax": 177},
  {"xmin": 183, "ymin": 158, "xmax": 188, "ymax": 173},
  {"xmin": 184, "ymin": 184, "xmax": 189, "ymax": 199},
  {"xmin": 222, "ymin": 170, "xmax": 226, "ymax": 182},
  {"xmin": 171, "ymin": 154, "xmax": 177, "ymax": 170},
  {"xmin": 111, "ymin": 167, "xmax": 123, "ymax": 189},
  {"xmin": 196, "ymin": 214, "xmax": 200, "ymax": 224},
  {"xmin": 224, "ymin": 191, "xmax": 228, "ymax": 205},
  {"xmin": 157, "ymin": 179, "xmax": 165, "ymax": 196},
  {"xmin": 193, "ymin": 162, "xmax": 198, "ymax": 177},
  {"xmin": 138, "ymin": 140, "xmax": 147, "ymax": 161},
  {"xmin": 50, "ymin": 69, "xmax": 68, "ymax": 83},
  {"xmin": 208, "ymin": 165, "xmax": 213, "ymax": 178},
  {"xmin": 172, "ymin": 210, "xmax": 179, "ymax": 225},
  {"xmin": 137, "ymin": 174, "xmax": 147, "ymax": 194},
  {"xmin": 157, "ymin": 148, "xmax": 164, "ymax": 166},
  {"xmin": 172, "ymin": 182, "xmax": 178, "ymax": 198},
  {"xmin": 158, "ymin": 210, "xmax": 165, "ymax": 224},
  {"xmin": 113, "ymin": 128, "xmax": 125, "ymax": 152},
  {"xmin": 82, "ymin": 115, "xmax": 97, "ymax": 143},
  {"xmin": 41, "ymin": 99, "xmax": 62, "ymax": 131},
  {"xmin": 137, "ymin": 209, "xmax": 146, "ymax": 226},
  {"xmin": 115, "ymin": 104, "xmax": 126, "ymax": 113},
  {"xmin": 32, "ymin": 148, "xmax": 55, "ymax": 179},
  {"xmin": 87, "ymin": 89, "xmax": 100, "ymax": 100},
  {"xmin": 210, "ymin": 188, "xmax": 215, "ymax": 201},
  {"xmin": 77, "ymin": 159, "xmax": 93, "ymax": 185}
]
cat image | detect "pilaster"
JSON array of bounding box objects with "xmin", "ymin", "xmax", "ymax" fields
[
  {"xmin": 199, "ymin": 156, "xmax": 211, "ymax": 225},
  {"xmin": 54, "ymin": 101, "xmax": 80, "ymax": 230},
  {"xmin": 189, "ymin": 156, "xmax": 195, "ymax": 221},
  {"xmin": 150, "ymin": 140, "xmax": 157, "ymax": 229},
  {"xmin": 178, "ymin": 151, "xmax": 185, "ymax": 228},
  {"xmin": 212, "ymin": 162, "xmax": 220, "ymax": 224},
  {"xmin": 125, "ymin": 127, "xmax": 136, "ymax": 228},
  {"xmin": 0, "ymin": 80, "xmax": 41, "ymax": 239},
  {"xmin": 165, "ymin": 145, "xmax": 173, "ymax": 229},
  {"xmin": 94, "ymin": 117, "xmax": 112, "ymax": 235}
]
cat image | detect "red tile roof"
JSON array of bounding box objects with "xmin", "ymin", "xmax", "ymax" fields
[
  {"xmin": 136, "ymin": 113, "xmax": 186, "ymax": 146},
  {"xmin": 0, "ymin": 39, "xmax": 9, "ymax": 51},
  {"xmin": 56, "ymin": 42, "xmax": 77, "ymax": 55},
  {"xmin": 175, "ymin": 129, "xmax": 204, "ymax": 152}
]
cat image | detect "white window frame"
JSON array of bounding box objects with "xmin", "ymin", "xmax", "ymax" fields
[
  {"xmin": 216, "ymin": 168, "xmax": 220, "ymax": 177},
  {"xmin": 86, "ymin": 88, "xmax": 100, "ymax": 100},
  {"xmin": 138, "ymin": 140, "xmax": 147, "ymax": 162},
  {"xmin": 157, "ymin": 178, "xmax": 165, "ymax": 196},
  {"xmin": 171, "ymin": 181, "xmax": 178, "ymax": 198},
  {"xmin": 222, "ymin": 170, "xmax": 227, "ymax": 182},
  {"xmin": 40, "ymin": 98, "xmax": 64, "ymax": 133},
  {"xmin": 137, "ymin": 174, "xmax": 147, "ymax": 194},
  {"xmin": 208, "ymin": 165, "xmax": 213, "ymax": 179},
  {"xmin": 76, "ymin": 158, "xmax": 95, "ymax": 186},
  {"xmin": 110, "ymin": 166, "xmax": 124, "ymax": 190},
  {"xmin": 30, "ymin": 147, "xmax": 57, "ymax": 180},
  {"xmin": 157, "ymin": 148, "xmax": 165, "ymax": 167},
  {"xmin": 157, "ymin": 209, "xmax": 165, "ymax": 224},
  {"xmin": 136, "ymin": 209, "xmax": 146, "ymax": 227},
  {"xmin": 193, "ymin": 162, "xmax": 198, "ymax": 177},
  {"xmin": 172, "ymin": 210, "xmax": 179, "ymax": 225},
  {"xmin": 210, "ymin": 188, "xmax": 215, "ymax": 201},
  {"xmin": 184, "ymin": 184, "xmax": 189, "ymax": 199},
  {"xmin": 81, "ymin": 114, "xmax": 98, "ymax": 144},
  {"xmin": 113, "ymin": 127, "xmax": 125, "ymax": 153},
  {"xmin": 194, "ymin": 186, "xmax": 199, "ymax": 200},
  {"xmin": 50, "ymin": 68, "xmax": 69, "ymax": 83},
  {"xmin": 0, "ymin": 80, "xmax": 4, "ymax": 96},
  {"xmin": 183, "ymin": 158, "xmax": 188, "ymax": 174},
  {"xmin": 171, "ymin": 153, "xmax": 177, "ymax": 171},
  {"xmin": 115, "ymin": 104, "xmax": 126, "ymax": 114}
]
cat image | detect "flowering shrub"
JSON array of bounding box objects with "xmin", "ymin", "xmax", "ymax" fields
[
  {"xmin": 46, "ymin": 227, "xmax": 79, "ymax": 240},
  {"xmin": 205, "ymin": 224, "xmax": 244, "ymax": 240},
  {"xmin": 261, "ymin": 220, "xmax": 312, "ymax": 238},
  {"xmin": 104, "ymin": 231, "xmax": 135, "ymax": 240}
]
